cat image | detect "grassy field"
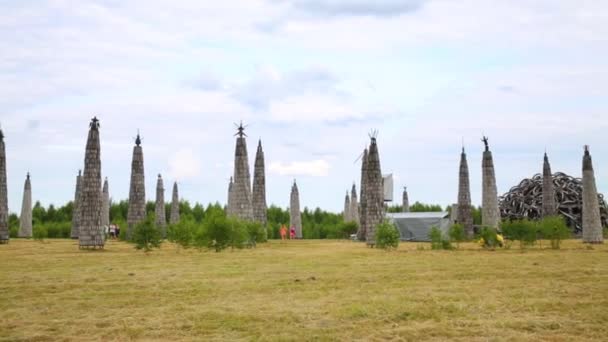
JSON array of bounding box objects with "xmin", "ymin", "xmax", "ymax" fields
[{"xmin": 1, "ymin": 239, "xmax": 607, "ymax": 341}]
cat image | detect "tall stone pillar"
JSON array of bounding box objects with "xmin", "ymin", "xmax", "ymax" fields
[
  {"xmin": 127, "ymin": 132, "xmax": 146, "ymax": 239},
  {"xmin": 78, "ymin": 117, "xmax": 104, "ymax": 248},
  {"xmin": 252, "ymin": 140, "xmax": 268, "ymax": 226},
  {"xmin": 155, "ymin": 174, "xmax": 167, "ymax": 237},
  {"xmin": 226, "ymin": 177, "xmax": 234, "ymax": 217},
  {"xmin": 343, "ymin": 191, "xmax": 351, "ymax": 222},
  {"xmin": 582, "ymin": 146, "xmax": 603, "ymax": 243},
  {"xmin": 70, "ymin": 170, "xmax": 82, "ymax": 239},
  {"xmin": 169, "ymin": 182, "xmax": 180, "ymax": 225},
  {"xmin": 542, "ymin": 153, "xmax": 557, "ymax": 218},
  {"xmin": 356, "ymin": 148, "xmax": 368, "ymax": 241},
  {"xmin": 18, "ymin": 173, "xmax": 32, "ymax": 238},
  {"xmin": 0, "ymin": 128, "xmax": 7, "ymax": 243},
  {"xmin": 231, "ymin": 123, "xmax": 253, "ymax": 221},
  {"xmin": 457, "ymin": 147, "xmax": 474, "ymax": 237},
  {"xmin": 350, "ymin": 184, "xmax": 360, "ymax": 228},
  {"xmin": 290, "ymin": 180, "xmax": 302, "ymax": 238},
  {"xmin": 101, "ymin": 177, "xmax": 110, "ymax": 228},
  {"xmin": 402, "ymin": 187, "xmax": 410, "ymax": 212},
  {"xmin": 481, "ymin": 137, "xmax": 500, "ymax": 229},
  {"xmin": 365, "ymin": 136, "xmax": 384, "ymax": 246}
]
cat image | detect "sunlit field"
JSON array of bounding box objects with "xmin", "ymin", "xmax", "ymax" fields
[{"xmin": 1, "ymin": 239, "xmax": 607, "ymax": 341}]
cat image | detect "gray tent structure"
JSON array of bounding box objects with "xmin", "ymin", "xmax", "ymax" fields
[{"xmin": 386, "ymin": 212, "xmax": 451, "ymax": 241}]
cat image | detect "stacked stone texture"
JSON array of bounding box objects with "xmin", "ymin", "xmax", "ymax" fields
[
  {"xmin": 170, "ymin": 182, "xmax": 180, "ymax": 225},
  {"xmin": 582, "ymin": 146, "xmax": 603, "ymax": 243},
  {"xmin": 457, "ymin": 148, "xmax": 474, "ymax": 237},
  {"xmin": 356, "ymin": 149, "xmax": 369, "ymax": 241},
  {"xmin": 402, "ymin": 187, "xmax": 410, "ymax": 212},
  {"xmin": 231, "ymin": 132, "xmax": 253, "ymax": 221},
  {"xmin": 481, "ymin": 141, "xmax": 500, "ymax": 228},
  {"xmin": 18, "ymin": 173, "xmax": 32, "ymax": 238},
  {"xmin": 101, "ymin": 178, "xmax": 110, "ymax": 228},
  {"xmin": 365, "ymin": 138, "xmax": 385, "ymax": 246},
  {"xmin": 290, "ymin": 180, "xmax": 302, "ymax": 238},
  {"xmin": 350, "ymin": 184, "xmax": 360, "ymax": 227},
  {"xmin": 78, "ymin": 118, "xmax": 104, "ymax": 248},
  {"xmin": 155, "ymin": 174, "xmax": 167, "ymax": 237},
  {"xmin": 0, "ymin": 129, "xmax": 8, "ymax": 243},
  {"xmin": 542, "ymin": 153, "xmax": 557, "ymax": 218},
  {"xmin": 343, "ymin": 192, "xmax": 351, "ymax": 222},
  {"xmin": 252, "ymin": 140, "xmax": 268, "ymax": 226},
  {"xmin": 70, "ymin": 170, "xmax": 82, "ymax": 239},
  {"xmin": 127, "ymin": 134, "xmax": 146, "ymax": 239},
  {"xmin": 226, "ymin": 177, "xmax": 234, "ymax": 217}
]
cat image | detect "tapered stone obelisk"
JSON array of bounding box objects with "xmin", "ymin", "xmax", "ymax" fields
[
  {"xmin": 350, "ymin": 184, "xmax": 360, "ymax": 227},
  {"xmin": 155, "ymin": 174, "xmax": 166, "ymax": 237},
  {"xmin": 78, "ymin": 117, "xmax": 104, "ymax": 248},
  {"xmin": 101, "ymin": 177, "xmax": 110, "ymax": 228},
  {"xmin": 252, "ymin": 140, "xmax": 267, "ymax": 226},
  {"xmin": 18, "ymin": 173, "xmax": 32, "ymax": 238},
  {"xmin": 290, "ymin": 180, "xmax": 302, "ymax": 238},
  {"xmin": 542, "ymin": 153, "xmax": 557, "ymax": 218},
  {"xmin": 226, "ymin": 177, "xmax": 234, "ymax": 217},
  {"xmin": 231, "ymin": 123, "xmax": 253, "ymax": 221},
  {"xmin": 481, "ymin": 137, "xmax": 500, "ymax": 228},
  {"xmin": 70, "ymin": 170, "xmax": 82, "ymax": 239},
  {"xmin": 343, "ymin": 191, "xmax": 351, "ymax": 222},
  {"xmin": 169, "ymin": 182, "xmax": 180, "ymax": 225},
  {"xmin": 365, "ymin": 136, "xmax": 384, "ymax": 246},
  {"xmin": 402, "ymin": 186, "xmax": 410, "ymax": 212},
  {"xmin": 127, "ymin": 132, "xmax": 146, "ymax": 239},
  {"xmin": 356, "ymin": 148, "xmax": 368, "ymax": 241},
  {"xmin": 457, "ymin": 147, "xmax": 474, "ymax": 237},
  {"xmin": 582, "ymin": 146, "xmax": 603, "ymax": 243},
  {"xmin": 0, "ymin": 127, "xmax": 7, "ymax": 243}
]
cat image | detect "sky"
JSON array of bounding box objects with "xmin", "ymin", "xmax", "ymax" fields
[{"xmin": 1, "ymin": 0, "xmax": 607, "ymax": 213}]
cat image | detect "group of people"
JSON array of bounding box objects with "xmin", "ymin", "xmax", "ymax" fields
[
  {"xmin": 279, "ymin": 224, "xmax": 297, "ymax": 240},
  {"xmin": 102, "ymin": 224, "xmax": 121, "ymax": 240}
]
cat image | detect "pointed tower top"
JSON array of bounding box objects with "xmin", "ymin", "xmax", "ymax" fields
[
  {"xmin": 90, "ymin": 116, "xmax": 100, "ymax": 130},
  {"xmin": 78, "ymin": 169, "xmax": 82, "ymax": 176},
  {"xmin": 135, "ymin": 130, "xmax": 142, "ymax": 146},
  {"xmin": 105, "ymin": 176, "xmax": 108, "ymax": 181},
  {"xmin": 235, "ymin": 121, "xmax": 247, "ymax": 138},
  {"xmin": 369, "ymin": 129, "xmax": 379, "ymax": 144},
  {"xmin": 0, "ymin": 124, "xmax": 4, "ymax": 141},
  {"xmin": 158, "ymin": 174, "xmax": 162, "ymax": 179},
  {"xmin": 584, "ymin": 145, "xmax": 590, "ymax": 155},
  {"xmin": 26, "ymin": 172, "xmax": 30, "ymax": 179},
  {"xmin": 481, "ymin": 136, "xmax": 489, "ymax": 152},
  {"xmin": 544, "ymin": 151, "xmax": 549, "ymax": 162},
  {"xmin": 403, "ymin": 186, "xmax": 407, "ymax": 192}
]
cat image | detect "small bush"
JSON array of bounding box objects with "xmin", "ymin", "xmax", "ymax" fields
[
  {"xmin": 479, "ymin": 227, "xmax": 503, "ymax": 250},
  {"xmin": 197, "ymin": 212, "xmax": 248, "ymax": 252},
  {"xmin": 340, "ymin": 222, "xmax": 359, "ymax": 239},
  {"xmin": 449, "ymin": 223, "xmax": 466, "ymax": 248},
  {"xmin": 502, "ymin": 219, "xmax": 537, "ymax": 249},
  {"xmin": 33, "ymin": 225, "xmax": 48, "ymax": 242},
  {"xmin": 245, "ymin": 221, "xmax": 267, "ymax": 247},
  {"xmin": 539, "ymin": 216, "xmax": 570, "ymax": 249},
  {"xmin": 167, "ymin": 220, "xmax": 195, "ymax": 250},
  {"xmin": 429, "ymin": 226, "xmax": 453, "ymax": 250},
  {"xmin": 132, "ymin": 217, "xmax": 163, "ymax": 252},
  {"xmin": 375, "ymin": 221, "xmax": 400, "ymax": 250}
]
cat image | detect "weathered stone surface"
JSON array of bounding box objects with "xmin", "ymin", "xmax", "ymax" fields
[
  {"xmin": 343, "ymin": 191, "xmax": 351, "ymax": 222},
  {"xmin": 127, "ymin": 133, "xmax": 146, "ymax": 239},
  {"xmin": 290, "ymin": 180, "xmax": 302, "ymax": 238},
  {"xmin": 155, "ymin": 174, "xmax": 166, "ymax": 237},
  {"xmin": 457, "ymin": 147, "xmax": 474, "ymax": 237},
  {"xmin": 70, "ymin": 170, "xmax": 82, "ymax": 239},
  {"xmin": 170, "ymin": 182, "xmax": 180, "ymax": 225},
  {"xmin": 101, "ymin": 178, "xmax": 110, "ymax": 228},
  {"xmin": 252, "ymin": 140, "xmax": 267, "ymax": 226},
  {"xmin": 481, "ymin": 138, "xmax": 500, "ymax": 228},
  {"xmin": 542, "ymin": 153, "xmax": 557, "ymax": 218},
  {"xmin": 78, "ymin": 117, "xmax": 104, "ymax": 248},
  {"xmin": 356, "ymin": 148, "xmax": 368, "ymax": 241},
  {"xmin": 365, "ymin": 137, "xmax": 384, "ymax": 246},
  {"xmin": 582, "ymin": 146, "xmax": 603, "ymax": 243},
  {"xmin": 350, "ymin": 184, "xmax": 360, "ymax": 227},
  {"xmin": 402, "ymin": 187, "xmax": 410, "ymax": 212},
  {"xmin": 230, "ymin": 124, "xmax": 253, "ymax": 221},
  {"xmin": 226, "ymin": 177, "xmax": 234, "ymax": 217},
  {"xmin": 18, "ymin": 173, "xmax": 32, "ymax": 238},
  {"xmin": 0, "ymin": 128, "xmax": 7, "ymax": 243}
]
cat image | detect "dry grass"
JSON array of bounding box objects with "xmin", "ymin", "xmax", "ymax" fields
[{"xmin": 1, "ymin": 239, "xmax": 607, "ymax": 341}]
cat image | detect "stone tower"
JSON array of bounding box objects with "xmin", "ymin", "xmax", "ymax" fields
[
  {"xmin": 230, "ymin": 123, "xmax": 253, "ymax": 221},
  {"xmin": 78, "ymin": 117, "xmax": 104, "ymax": 248},
  {"xmin": 481, "ymin": 137, "xmax": 500, "ymax": 228},
  {"xmin": 155, "ymin": 174, "xmax": 167, "ymax": 237},
  {"xmin": 356, "ymin": 148, "xmax": 369, "ymax": 241},
  {"xmin": 101, "ymin": 177, "xmax": 110, "ymax": 228},
  {"xmin": 365, "ymin": 136, "xmax": 385, "ymax": 246},
  {"xmin": 127, "ymin": 132, "xmax": 146, "ymax": 239},
  {"xmin": 252, "ymin": 140, "xmax": 268, "ymax": 226},
  {"xmin": 170, "ymin": 182, "xmax": 180, "ymax": 225},
  {"xmin": 542, "ymin": 153, "xmax": 557, "ymax": 218},
  {"xmin": 70, "ymin": 170, "xmax": 82, "ymax": 239},
  {"xmin": 290, "ymin": 180, "xmax": 302, "ymax": 238},
  {"xmin": 0, "ymin": 127, "xmax": 7, "ymax": 243},
  {"xmin": 343, "ymin": 191, "xmax": 351, "ymax": 222},
  {"xmin": 457, "ymin": 147, "xmax": 474, "ymax": 237},
  {"xmin": 18, "ymin": 173, "xmax": 32, "ymax": 238},
  {"xmin": 226, "ymin": 177, "xmax": 234, "ymax": 217},
  {"xmin": 582, "ymin": 146, "xmax": 603, "ymax": 243},
  {"xmin": 402, "ymin": 187, "xmax": 410, "ymax": 212},
  {"xmin": 350, "ymin": 184, "xmax": 360, "ymax": 227}
]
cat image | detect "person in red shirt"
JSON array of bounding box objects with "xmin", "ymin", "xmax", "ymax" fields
[
  {"xmin": 280, "ymin": 225, "xmax": 287, "ymax": 240},
  {"xmin": 290, "ymin": 226, "xmax": 296, "ymax": 240}
]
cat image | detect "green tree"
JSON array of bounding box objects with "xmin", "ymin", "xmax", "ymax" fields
[
  {"xmin": 539, "ymin": 216, "xmax": 570, "ymax": 249},
  {"xmin": 502, "ymin": 219, "xmax": 537, "ymax": 250},
  {"xmin": 132, "ymin": 217, "xmax": 163, "ymax": 252},
  {"xmin": 376, "ymin": 220, "xmax": 400, "ymax": 250},
  {"xmin": 449, "ymin": 223, "xmax": 466, "ymax": 248},
  {"xmin": 167, "ymin": 220, "xmax": 195, "ymax": 251}
]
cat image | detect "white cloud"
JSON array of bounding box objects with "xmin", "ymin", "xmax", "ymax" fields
[
  {"xmin": 168, "ymin": 149, "xmax": 202, "ymax": 181},
  {"xmin": 269, "ymin": 159, "xmax": 331, "ymax": 177}
]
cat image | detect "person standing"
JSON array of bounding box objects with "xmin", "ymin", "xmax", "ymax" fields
[
  {"xmin": 290, "ymin": 226, "xmax": 296, "ymax": 240},
  {"xmin": 280, "ymin": 224, "xmax": 287, "ymax": 240}
]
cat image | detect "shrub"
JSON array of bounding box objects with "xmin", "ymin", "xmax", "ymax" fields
[
  {"xmin": 197, "ymin": 212, "xmax": 248, "ymax": 252},
  {"xmin": 167, "ymin": 220, "xmax": 195, "ymax": 250},
  {"xmin": 33, "ymin": 225, "xmax": 48, "ymax": 242},
  {"xmin": 539, "ymin": 216, "xmax": 570, "ymax": 249},
  {"xmin": 245, "ymin": 221, "xmax": 267, "ymax": 247},
  {"xmin": 340, "ymin": 222, "xmax": 359, "ymax": 239},
  {"xmin": 429, "ymin": 226, "xmax": 453, "ymax": 250},
  {"xmin": 132, "ymin": 217, "xmax": 163, "ymax": 252},
  {"xmin": 479, "ymin": 227, "xmax": 503, "ymax": 250},
  {"xmin": 502, "ymin": 219, "xmax": 537, "ymax": 249},
  {"xmin": 375, "ymin": 220, "xmax": 400, "ymax": 250},
  {"xmin": 448, "ymin": 223, "xmax": 466, "ymax": 248}
]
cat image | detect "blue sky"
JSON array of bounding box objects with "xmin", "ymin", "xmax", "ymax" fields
[{"xmin": 1, "ymin": 0, "xmax": 607, "ymax": 213}]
